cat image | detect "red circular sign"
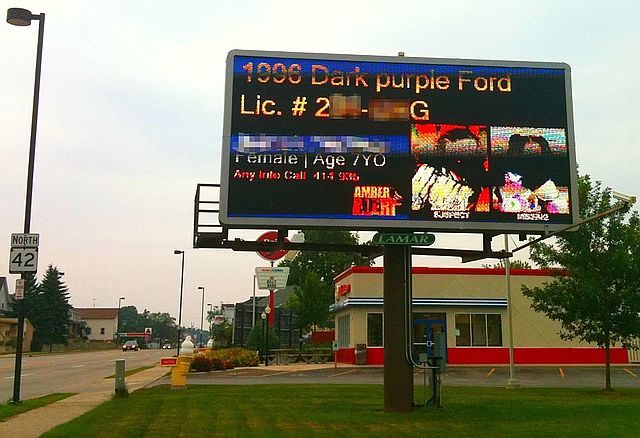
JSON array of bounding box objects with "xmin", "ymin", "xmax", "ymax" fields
[{"xmin": 257, "ymin": 231, "xmax": 289, "ymax": 261}]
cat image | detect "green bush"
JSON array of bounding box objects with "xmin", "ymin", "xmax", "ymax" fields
[
  {"xmin": 191, "ymin": 354, "xmax": 213, "ymax": 372},
  {"xmin": 205, "ymin": 347, "xmax": 259, "ymax": 368}
]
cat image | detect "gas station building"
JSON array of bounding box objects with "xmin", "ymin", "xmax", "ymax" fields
[{"xmin": 332, "ymin": 266, "xmax": 637, "ymax": 365}]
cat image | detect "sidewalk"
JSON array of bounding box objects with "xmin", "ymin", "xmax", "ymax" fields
[{"xmin": 0, "ymin": 366, "xmax": 169, "ymax": 438}]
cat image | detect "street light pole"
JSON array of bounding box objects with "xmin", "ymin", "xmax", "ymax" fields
[
  {"xmin": 504, "ymin": 235, "xmax": 518, "ymax": 387},
  {"xmin": 117, "ymin": 297, "xmax": 125, "ymax": 347},
  {"xmin": 261, "ymin": 311, "xmax": 266, "ymax": 365},
  {"xmin": 264, "ymin": 306, "xmax": 271, "ymax": 367},
  {"xmin": 174, "ymin": 250, "xmax": 185, "ymax": 356},
  {"xmin": 7, "ymin": 7, "xmax": 45, "ymax": 405},
  {"xmin": 198, "ymin": 286, "xmax": 205, "ymax": 347},
  {"xmin": 252, "ymin": 274, "xmax": 256, "ymax": 327},
  {"xmin": 207, "ymin": 303, "xmax": 212, "ymax": 342}
]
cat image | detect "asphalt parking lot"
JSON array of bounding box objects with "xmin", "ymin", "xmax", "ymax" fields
[{"xmin": 156, "ymin": 364, "xmax": 640, "ymax": 388}]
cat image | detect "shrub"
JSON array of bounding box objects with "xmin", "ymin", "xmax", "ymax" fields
[
  {"xmin": 205, "ymin": 347, "xmax": 259, "ymax": 368},
  {"xmin": 210, "ymin": 357, "xmax": 226, "ymax": 370},
  {"xmin": 191, "ymin": 354, "xmax": 213, "ymax": 372}
]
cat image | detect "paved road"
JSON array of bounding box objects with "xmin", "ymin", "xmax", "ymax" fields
[
  {"xmin": 174, "ymin": 364, "xmax": 640, "ymax": 388},
  {"xmin": 0, "ymin": 349, "xmax": 168, "ymax": 402}
]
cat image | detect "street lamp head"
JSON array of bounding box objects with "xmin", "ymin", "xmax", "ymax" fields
[
  {"xmin": 265, "ymin": 306, "xmax": 271, "ymax": 315},
  {"xmin": 173, "ymin": 250, "xmax": 184, "ymax": 255},
  {"xmin": 120, "ymin": 297, "xmax": 125, "ymax": 300},
  {"xmin": 7, "ymin": 8, "xmax": 34, "ymax": 26},
  {"xmin": 261, "ymin": 311, "xmax": 266, "ymax": 320},
  {"xmin": 612, "ymin": 191, "xmax": 637, "ymax": 205},
  {"xmin": 198, "ymin": 286, "xmax": 205, "ymax": 291}
]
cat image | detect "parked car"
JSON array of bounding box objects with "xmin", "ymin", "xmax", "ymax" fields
[
  {"xmin": 162, "ymin": 344, "xmax": 172, "ymax": 349},
  {"xmin": 122, "ymin": 340, "xmax": 139, "ymax": 351}
]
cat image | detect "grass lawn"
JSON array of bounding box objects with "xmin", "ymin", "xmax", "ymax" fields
[
  {"xmin": 0, "ymin": 393, "xmax": 75, "ymax": 422},
  {"xmin": 42, "ymin": 385, "xmax": 640, "ymax": 437}
]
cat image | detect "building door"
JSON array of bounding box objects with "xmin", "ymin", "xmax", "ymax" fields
[{"xmin": 412, "ymin": 315, "xmax": 447, "ymax": 360}]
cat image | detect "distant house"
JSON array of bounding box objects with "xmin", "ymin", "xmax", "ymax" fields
[
  {"xmin": 75, "ymin": 308, "xmax": 119, "ymax": 342},
  {"xmin": 0, "ymin": 277, "xmax": 11, "ymax": 316},
  {"xmin": 0, "ymin": 318, "xmax": 34, "ymax": 352},
  {"xmin": 68, "ymin": 307, "xmax": 88, "ymax": 340}
]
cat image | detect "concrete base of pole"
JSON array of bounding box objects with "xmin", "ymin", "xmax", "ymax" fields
[{"xmin": 506, "ymin": 378, "xmax": 520, "ymax": 388}]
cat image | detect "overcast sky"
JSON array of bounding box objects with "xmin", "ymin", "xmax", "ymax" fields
[{"xmin": 1, "ymin": 1, "xmax": 638, "ymax": 328}]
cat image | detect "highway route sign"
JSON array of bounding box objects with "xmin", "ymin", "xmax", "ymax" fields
[
  {"xmin": 9, "ymin": 247, "xmax": 38, "ymax": 274},
  {"xmin": 11, "ymin": 233, "xmax": 39, "ymax": 247}
]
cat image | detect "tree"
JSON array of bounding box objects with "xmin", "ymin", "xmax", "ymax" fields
[
  {"xmin": 118, "ymin": 306, "xmax": 177, "ymax": 346},
  {"xmin": 521, "ymin": 175, "xmax": 640, "ymax": 390},
  {"xmin": 287, "ymin": 271, "xmax": 334, "ymax": 331},
  {"xmin": 146, "ymin": 311, "xmax": 177, "ymax": 345},
  {"xmin": 483, "ymin": 259, "xmax": 532, "ymax": 269},
  {"xmin": 13, "ymin": 266, "xmax": 72, "ymax": 350},
  {"xmin": 279, "ymin": 230, "xmax": 372, "ymax": 330},
  {"xmin": 119, "ymin": 305, "xmax": 143, "ymax": 333},
  {"xmin": 207, "ymin": 306, "xmax": 232, "ymax": 347}
]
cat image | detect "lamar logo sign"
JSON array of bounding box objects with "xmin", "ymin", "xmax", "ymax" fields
[{"xmin": 371, "ymin": 232, "xmax": 436, "ymax": 246}]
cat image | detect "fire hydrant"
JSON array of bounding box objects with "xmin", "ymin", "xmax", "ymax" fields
[{"xmin": 171, "ymin": 336, "xmax": 195, "ymax": 388}]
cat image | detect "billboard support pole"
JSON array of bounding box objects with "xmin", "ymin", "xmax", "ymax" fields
[
  {"xmin": 383, "ymin": 245, "xmax": 414, "ymax": 412},
  {"xmin": 268, "ymin": 260, "xmax": 274, "ymax": 326}
]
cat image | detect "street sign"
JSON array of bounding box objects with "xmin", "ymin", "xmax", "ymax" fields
[
  {"xmin": 371, "ymin": 232, "xmax": 436, "ymax": 246},
  {"xmin": 9, "ymin": 248, "xmax": 38, "ymax": 274},
  {"xmin": 255, "ymin": 267, "xmax": 290, "ymax": 289},
  {"xmin": 256, "ymin": 231, "xmax": 290, "ymax": 261},
  {"xmin": 119, "ymin": 332, "xmax": 146, "ymax": 337},
  {"xmin": 160, "ymin": 357, "xmax": 178, "ymax": 366},
  {"xmin": 11, "ymin": 233, "xmax": 39, "ymax": 248},
  {"xmin": 15, "ymin": 279, "xmax": 25, "ymax": 300},
  {"xmin": 145, "ymin": 327, "xmax": 153, "ymax": 334}
]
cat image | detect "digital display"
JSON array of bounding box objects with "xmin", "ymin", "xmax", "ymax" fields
[{"xmin": 220, "ymin": 50, "xmax": 578, "ymax": 232}]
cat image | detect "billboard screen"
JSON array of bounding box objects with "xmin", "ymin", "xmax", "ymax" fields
[{"xmin": 220, "ymin": 50, "xmax": 578, "ymax": 232}]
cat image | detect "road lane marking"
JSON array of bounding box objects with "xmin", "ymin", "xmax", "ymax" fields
[
  {"xmin": 330, "ymin": 369, "xmax": 359, "ymax": 378},
  {"xmin": 259, "ymin": 371, "xmax": 299, "ymax": 378},
  {"xmin": 624, "ymin": 368, "xmax": 637, "ymax": 378},
  {"xmin": 4, "ymin": 373, "xmax": 34, "ymax": 380},
  {"xmin": 559, "ymin": 368, "xmax": 565, "ymax": 378},
  {"xmin": 71, "ymin": 364, "xmax": 86, "ymax": 368},
  {"xmin": 486, "ymin": 368, "xmax": 496, "ymax": 378}
]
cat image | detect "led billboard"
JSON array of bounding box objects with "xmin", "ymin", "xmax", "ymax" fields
[{"xmin": 220, "ymin": 50, "xmax": 578, "ymax": 232}]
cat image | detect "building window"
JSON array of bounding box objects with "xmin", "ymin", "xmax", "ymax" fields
[
  {"xmin": 455, "ymin": 313, "xmax": 502, "ymax": 347},
  {"xmin": 455, "ymin": 314, "xmax": 471, "ymax": 346},
  {"xmin": 487, "ymin": 314, "xmax": 503, "ymax": 346},
  {"xmin": 366, "ymin": 313, "xmax": 383, "ymax": 347},
  {"xmin": 100, "ymin": 327, "xmax": 105, "ymax": 335},
  {"xmin": 337, "ymin": 315, "xmax": 350, "ymax": 347}
]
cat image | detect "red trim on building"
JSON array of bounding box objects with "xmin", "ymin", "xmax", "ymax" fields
[
  {"xmin": 334, "ymin": 266, "xmax": 565, "ymax": 283},
  {"xmin": 336, "ymin": 347, "xmax": 630, "ymax": 365},
  {"xmin": 336, "ymin": 348, "xmax": 355, "ymax": 364},
  {"xmin": 367, "ymin": 347, "xmax": 384, "ymax": 364}
]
